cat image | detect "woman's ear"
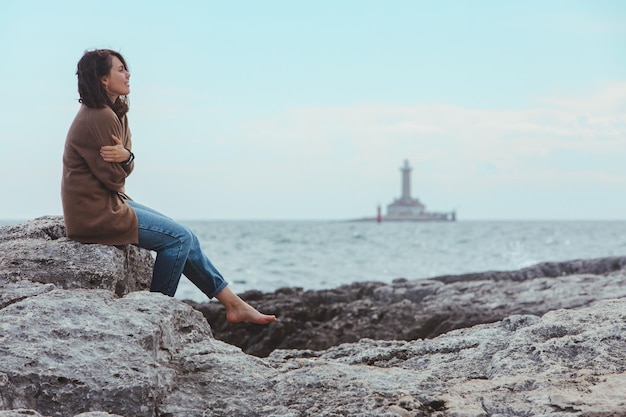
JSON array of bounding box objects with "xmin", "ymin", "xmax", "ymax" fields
[{"xmin": 101, "ymin": 75, "xmax": 109, "ymax": 88}]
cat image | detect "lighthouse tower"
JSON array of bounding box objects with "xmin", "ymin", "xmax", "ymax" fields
[
  {"xmin": 356, "ymin": 159, "xmax": 455, "ymax": 222},
  {"xmin": 386, "ymin": 160, "xmax": 425, "ymax": 217}
]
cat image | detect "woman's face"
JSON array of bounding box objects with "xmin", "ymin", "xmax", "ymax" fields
[{"xmin": 102, "ymin": 56, "xmax": 130, "ymax": 99}]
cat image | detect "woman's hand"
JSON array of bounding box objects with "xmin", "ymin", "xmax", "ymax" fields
[{"xmin": 100, "ymin": 135, "xmax": 131, "ymax": 163}]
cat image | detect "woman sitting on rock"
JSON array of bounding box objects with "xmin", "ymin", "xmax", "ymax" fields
[{"xmin": 61, "ymin": 48, "xmax": 276, "ymax": 325}]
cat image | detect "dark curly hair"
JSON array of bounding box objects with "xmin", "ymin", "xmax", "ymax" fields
[{"xmin": 76, "ymin": 49, "xmax": 129, "ymax": 118}]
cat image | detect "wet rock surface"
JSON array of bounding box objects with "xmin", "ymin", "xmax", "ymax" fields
[
  {"xmin": 1, "ymin": 217, "xmax": 626, "ymax": 416},
  {"xmin": 189, "ymin": 256, "xmax": 626, "ymax": 357}
]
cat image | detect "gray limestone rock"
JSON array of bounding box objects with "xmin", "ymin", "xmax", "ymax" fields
[
  {"xmin": 0, "ymin": 216, "xmax": 153, "ymax": 296},
  {"xmin": 0, "ymin": 290, "xmax": 206, "ymax": 416},
  {"xmin": 0, "ymin": 413, "xmax": 124, "ymax": 417},
  {"xmin": 267, "ymin": 298, "xmax": 626, "ymax": 416},
  {"xmin": 0, "ymin": 280, "xmax": 55, "ymax": 310},
  {"xmin": 1, "ymin": 217, "xmax": 626, "ymax": 416},
  {"xmin": 191, "ymin": 257, "xmax": 626, "ymax": 357},
  {"xmin": 0, "ymin": 411, "xmax": 46, "ymax": 417},
  {"xmin": 74, "ymin": 414, "xmax": 126, "ymax": 417},
  {"xmin": 3, "ymin": 286, "xmax": 625, "ymax": 416}
]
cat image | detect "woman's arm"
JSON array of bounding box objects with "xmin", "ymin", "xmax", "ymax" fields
[
  {"xmin": 100, "ymin": 134, "xmax": 132, "ymax": 163},
  {"xmin": 72, "ymin": 109, "xmax": 133, "ymax": 193}
]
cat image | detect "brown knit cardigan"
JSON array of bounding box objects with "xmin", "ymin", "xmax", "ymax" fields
[{"xmin": 61, "ymin": 104, "xmax": 138, "ymax": 245}]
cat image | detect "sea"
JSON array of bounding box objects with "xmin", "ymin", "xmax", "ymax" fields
[
  {"xmin": 175, "ymin": 220, "xmax": 626, "ymax": 303},
  {"xmin": 3, "ymin": 219, "xmax": 625, "ymax": 303}
]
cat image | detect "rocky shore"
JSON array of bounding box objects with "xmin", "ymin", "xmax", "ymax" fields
[
  {"xmin": 1, "ymin": 216, "xmax": 625, "ymax": 417},
  {"xmin": 188, "ymin": 256, "xmax": 626, "ymax": 357}
]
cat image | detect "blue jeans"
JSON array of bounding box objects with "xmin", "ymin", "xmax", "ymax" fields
[{"xmin": 126, "ymin": 200, "xmax": 228, "ymax": 298}]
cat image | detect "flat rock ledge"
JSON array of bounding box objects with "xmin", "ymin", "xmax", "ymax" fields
[
  {"xmin": 0, "ymin": 216, "xmax": 153, "ymax": 300},
  {"xmin": 1, "ymin": 217, "xmax": 626, "ymax": 417},
  {"xmin": 190, "ymin": 256, "xmax": 626, "ymax": 357}
]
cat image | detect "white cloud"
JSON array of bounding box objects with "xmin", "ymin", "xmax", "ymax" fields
[
  {"xmin": 224, "ymin": 80, "xmax": 626, "ymax": 178},
  {"xmin": 2, "ymin": 81, "xmax": 625, "ymax": 220},
  {"xmin": 167, "ymin": 80, "xmax": 624, "ymax": 219}
]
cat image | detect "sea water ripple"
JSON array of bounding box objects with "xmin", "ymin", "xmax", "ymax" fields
[{"xmin": 176, "ymin": 220, "xmax": 626, "ymax": 302}]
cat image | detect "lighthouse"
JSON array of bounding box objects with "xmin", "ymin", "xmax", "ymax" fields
[
  {"xmin": 386, "ymin": 160, "xmax": 426, "ymax": 217},
  {"xmin": 401, "ymin": 159, "xmax": 412, "ymax": 202},
  {"xmin": 353, "ymin": 160, "xmax": 456, "ymax": 222}
]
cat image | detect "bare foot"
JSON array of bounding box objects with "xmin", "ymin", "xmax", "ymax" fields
[
  {"xmin": 215, "ymin": 286, "xmax": 277, "ymax": 324},
  {"xmin": 226, "ymin": 303, "xmax": 277, "ymax": 324}
]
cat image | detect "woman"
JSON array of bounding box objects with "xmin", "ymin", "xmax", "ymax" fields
[{"xmin": 61, "ymin": 49, "xmax": 276, "ymax": 324}]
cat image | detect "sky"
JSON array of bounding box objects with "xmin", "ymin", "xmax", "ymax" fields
[{"xmin": 1, "ymin": 0, "xmax": 625, "ymax": 221}]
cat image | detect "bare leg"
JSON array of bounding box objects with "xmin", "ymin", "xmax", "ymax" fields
[{"xmin": 215, "ymin": 286, "xmax": 277, "ymax": 324}]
